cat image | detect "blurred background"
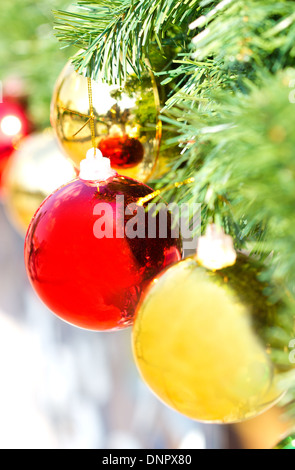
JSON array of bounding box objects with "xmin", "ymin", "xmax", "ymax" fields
[{"xmin": 0, "ymin": 0, "xmax": 291, "ymax": 449}]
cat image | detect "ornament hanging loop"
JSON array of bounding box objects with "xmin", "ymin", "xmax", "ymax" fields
[{"xmin": 196, "ymin": 223, "xmax": 237, "ymax": 270}]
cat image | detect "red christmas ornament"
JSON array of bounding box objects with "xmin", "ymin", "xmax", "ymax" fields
[
  {"xmin": 0, "ymin": 97, "xmax": 31, "ymax": 186},
  {"xmin": 24, "ymin": 149, "xmax": 182, "ymax": 331},
  {"xmin": 98, "ymin": 135, "xmax": 144, "ymax": 169}
]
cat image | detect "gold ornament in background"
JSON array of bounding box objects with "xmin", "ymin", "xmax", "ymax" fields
[
  {"xmin": 50, "ymin": 61, "xmax": 161, "ymax": 182},
  {"xmin": 132, "ymin": 251, "xmax": 284, "ymax": 424},
  {"xmin": 2, "ymin": 130, "xmax": 76, "ymax": 235}
]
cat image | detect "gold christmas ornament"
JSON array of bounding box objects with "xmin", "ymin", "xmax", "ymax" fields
[
  {"xmin": 2, "ymin": 130, "xmax": 76, "ymax": 235},
  {"xmin": 132, "ymin": 228, "xmax": 284, "ymax": 424},
  {"xmin": 50, "ymin": 61, "xmax": 161, "ymax": 182}
]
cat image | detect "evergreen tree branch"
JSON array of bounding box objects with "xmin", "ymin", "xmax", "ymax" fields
[{"xmin": 53, "ymin": 0, "xmax": 203, "ymax": 83}]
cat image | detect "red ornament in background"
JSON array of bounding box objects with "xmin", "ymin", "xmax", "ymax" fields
[
  {"xmin": 98, "ymin": 135, "xmax": 145, "ymax": 169},
  {"xmin": 0, "ymin": 97, "xmax": 31, "ymax": 186},
  {"xmin": 24, "ymin": 150, "xmax": 182, "ymax": 331}
]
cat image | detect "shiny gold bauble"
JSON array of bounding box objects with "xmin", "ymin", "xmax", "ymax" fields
[
  {"xmin": 132, "ymin": 253, "xmax": 284, "ymax": 424},
  {"xmin": 2, "ymin": 130, "xmax": 76, "ymax": 235},
  {"xmin": 50, "ymin": 61, "xmax": 161, "ymax": 182}
]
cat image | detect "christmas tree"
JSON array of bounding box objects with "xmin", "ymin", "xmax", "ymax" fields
[
  {"xmin": 53, "ymin": 0, "xmax": 295, "ymax": 415},
  {"xmin": 1, "ymin": 0, "xmax": 295, "ymax": 449}
]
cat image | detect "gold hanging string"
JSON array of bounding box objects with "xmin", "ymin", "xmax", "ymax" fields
[
  {"xmin": 137, "ymin": 177, "xmax": 195, "ymax": 206},
  {"xmin": 87, "ymin": 76, "xmax": 97, "ymax": 152}
]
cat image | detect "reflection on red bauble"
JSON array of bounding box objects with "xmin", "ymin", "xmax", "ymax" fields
[
  {"xmin": 98, "ymin": 135, "xmax": 144, "ymax": 169},
  {"xmin": 24, "ymin": 176, "xmax": 182, "ymax": 331}
]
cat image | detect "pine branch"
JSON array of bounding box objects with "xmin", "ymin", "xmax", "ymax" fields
[
  {"xmin": 191, "ymin": 0, "xmax": 295, "ymax": 71},
  {"xmin": 53, "ymin": 0, "xmax": 202, "ymax": 83}
]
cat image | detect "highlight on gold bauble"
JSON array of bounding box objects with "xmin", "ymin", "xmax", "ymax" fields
[
  {"xmin": 50, "ymin": 61, "xmax": 161, "ymax": 182},
  {"xmin": 2, "ymin": 129, "xmax": 76, "ymax": 235},
  {"xmin": 132, "ymin": 252, "xmax": 284, "ymax": 424}
]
